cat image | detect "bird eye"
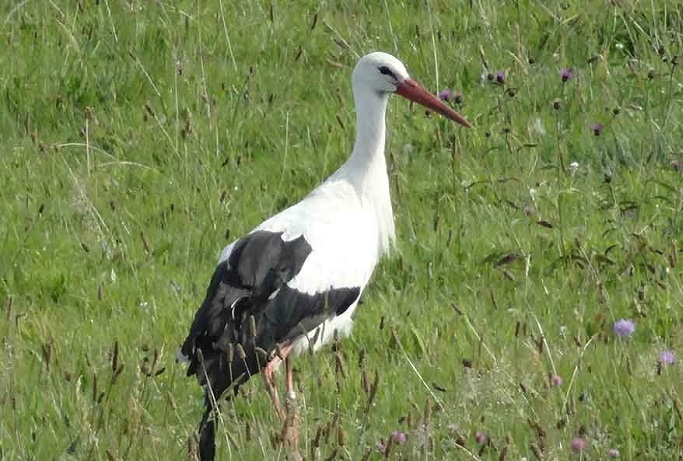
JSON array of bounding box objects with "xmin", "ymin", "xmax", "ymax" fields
[{"xmin": 378, "ymin": 66, "xmax": 395, "ymax": 78}]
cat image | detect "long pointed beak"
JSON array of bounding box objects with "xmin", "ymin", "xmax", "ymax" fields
[{"xmin": 396, "ymin": 78, "xmax": 471, "ymax": 128}]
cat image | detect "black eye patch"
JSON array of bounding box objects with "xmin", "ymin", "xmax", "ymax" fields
[{"xmin": 378, "ymin": 66, "xmax": 396, "ymax": 78}]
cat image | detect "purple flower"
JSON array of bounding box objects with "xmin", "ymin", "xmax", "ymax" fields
[
  {"xmin": 496, "ymin": 71, "xmax": 506, "ymax": 84},
  {"xmin": 608, "ymin": 448, "xmax": 620, "ymax": 457},
  {"xmin": 560, "ymin": 68, "xmax": 574, "ymax": 82},
  {"xmin": 671, "ymin": 160, "xmax": 681, "ymax": 171},
  {"xmin": 592, "ymin": 123, "xmax": 603, "ymax": 136},
  {"xmin": 613, "ymin": 319, "xmax": 635, "ymax": 337},
  {"xmin": 475, "ymin": 431, "xmax": 488, "ymax": 444},
  {"xmin": 391, "ymin": 430, "xmax": 407, "ymax": 444},
  {"xmin": 438, "ymin": 89, "xmax": 452, "ymax": 101},
  {"xmin": 571, "ymin": 438, "xmax": 586, "ymax": 452},
  {"xmin": 550, "ymin": 374, "xmax": 563, "ymax": 387},
  {"xmin": 376, "ymin": 440, "xmax": 387, "ymax": 454},
  {"xmin": 659, "ymin": 350, "xmax": 676, "ymax": 366}
]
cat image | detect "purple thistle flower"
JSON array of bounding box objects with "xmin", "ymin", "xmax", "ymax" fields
[
  {"xmin": 496, "ymin": 71, "xmax": 506, "ymax": 84},
  {"xmin": 613, "ymin": 319, "xmax": 635, "ymax": 337},
  {"xmin": 571, "ymin": 437, "xmax": 587, "ymax": 452},
  {"xmin": 592, "ymin": 123, "xmax": 603, "ymax": 136},
  {"xmin": 560, "ymin": 68, "xmax": 574, "ymax": 82},
  {"xmin": 391, "ymin": 430, "xmax": 407, "ymax": 444},
  {"xmin": 608, "ymin": 448, "xmax": 620, "ymax": 457},
  {"xmin": 659, "ymin": 350, "xmax": 676, "ymax": 366},
  {"xmin": 438, "ymin": 89, "xmax": 452, "ymax": 101},
  {"xmin": 550, "ymin": 374, "xmax": 563, "ymax": 387},
  {"xmin": 475, "ymin": 431, "xmax": 488, "ymax": 444}
]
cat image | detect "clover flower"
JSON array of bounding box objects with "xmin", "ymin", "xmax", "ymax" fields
[
  {"xmin": 391, "ymin": 430, "xmax": 407, "ymax": 444},
  {"xmin": 571, "ymin": 438, "xmax": 586, "ymax": 452}
]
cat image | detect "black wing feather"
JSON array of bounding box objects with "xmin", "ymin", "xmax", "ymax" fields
[
  {"xmin": 181, "ymin": 231, "xmax": 312, "ymax": 389},
  {"xmin": 180, "ymin": 230, "xmax": 360, "ymax": 461}
]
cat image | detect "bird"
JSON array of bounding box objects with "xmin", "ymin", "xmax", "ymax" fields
[{"xmin": 178, "ymin": 51, "xmax": 471, "ymax": 460}]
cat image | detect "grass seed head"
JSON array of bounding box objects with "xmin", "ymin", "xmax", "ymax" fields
[
  {"xmin": 236, "ymin": 343, "xmax": 246, "ymax": 360},
  {"xmin": 337, "ymin": 426, "xmax": 345, "ymax": 447},
  {"xmin": 530, "ymin": 441, "xmax": 543, "ymax": 460},
  {"xmin": 249, "ymin": 316, "xmax": 257, "ymax": 338},
  {"xmin": 226, "ymin": 343, "xmax": 234, "ymax": 363}
]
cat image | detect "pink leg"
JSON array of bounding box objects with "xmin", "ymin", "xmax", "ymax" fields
[
  {"xmin": 262, "ymin": 359, "xmax": 285, "ymax": 421},
  {"xmin": 264, "ymin": 344, "xmax": 301, "ymax": 459},
  {"xmin": 281, "ymin": 355, "xmax": 301, "ymax": 458},
  {"xmin": 285, "ymin": 356, "xmax": 296, "ymax": 401},
  {"xmin": 261, "ymin": 343, "xmax": 294, "ymax": 422}
]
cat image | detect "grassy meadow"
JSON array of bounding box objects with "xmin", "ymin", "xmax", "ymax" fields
[{"xmin": 2, "ymin": 0, "xmax": 683, "ymax": 459}]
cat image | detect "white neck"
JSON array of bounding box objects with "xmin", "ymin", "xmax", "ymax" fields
[{"xmin": 333, "ymin": 85, "xmax": 395, "ymax": 255}]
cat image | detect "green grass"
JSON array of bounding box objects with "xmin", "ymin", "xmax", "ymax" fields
[{"xmin": 1, "ymin": 0, "xmax": 683, "ymax": 459}]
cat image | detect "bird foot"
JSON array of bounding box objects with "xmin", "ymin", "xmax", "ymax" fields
[{"xmin": 279, "ymin": 393, "xmax": 301, "ymax": 461}]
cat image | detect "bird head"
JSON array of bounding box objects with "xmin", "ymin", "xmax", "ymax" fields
[{"xmin": 352, "ymin": 52, "xmax": 471, "ymax": 128}]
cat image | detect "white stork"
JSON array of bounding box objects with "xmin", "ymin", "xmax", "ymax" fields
[{"xmin": 179, "ymin": 51, "xmax": 470, "ymax": 460}]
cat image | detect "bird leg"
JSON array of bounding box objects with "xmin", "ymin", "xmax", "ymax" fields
[
  {"xmin": 262, "ymin": 358, "xmax": 286, "ymax": 421},
  {"xmin": 280, "ymin": 355, "xmax": 301, "ymax": 459},
  {"xmin": 262, "ymin": 344, "xmax": 300, "ymax": 459}
]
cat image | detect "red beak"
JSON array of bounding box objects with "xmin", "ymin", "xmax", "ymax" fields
[{"xmin": 396, "ymin": 78, "xmax": 471, "ymax": 128}]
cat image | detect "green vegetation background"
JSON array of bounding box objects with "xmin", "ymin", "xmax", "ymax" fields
[{"xmin": 1, "ymin": 1, "xmax": 682, "ymax": 459}]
